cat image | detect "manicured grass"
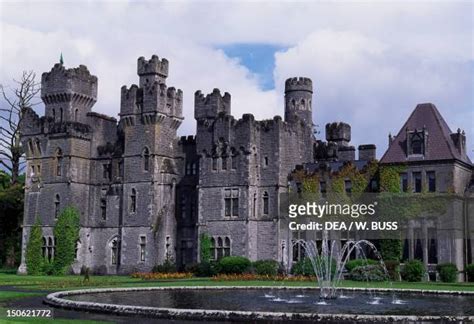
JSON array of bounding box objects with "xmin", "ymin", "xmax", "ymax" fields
[
  {"xmin": 0, "ymin": 291, "xmax": 43, "ymax": 302},
  {"xmin": 1, "ymin": 273, "xmax": 473, "ymax": 292}
]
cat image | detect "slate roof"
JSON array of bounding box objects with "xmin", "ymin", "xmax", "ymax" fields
[{"xmin": 380, "ymin": 103, "xmax": 471, "ymax": 165}]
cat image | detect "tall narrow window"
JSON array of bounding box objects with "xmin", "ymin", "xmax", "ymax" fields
[
  {"xmin": 56, "ymin": 148, "xmax": 63, "ymax": 176},
  {"xmin": 191, "ymin": 162, "xmax": 197, "ymax": 175},
  {"xmin": 103, "ymin": 163, "xmax": 112, "ymax": 180},
  {"xmin": 217, "ymin": 237, "xmax": 223, "ymax": 260},
  {"xmin": 400, "ymin": 173, "xmax": 408, "ymax": 192},
  {"xmin": 212, "ymin": 157, "xmax": 218, "ymax": 171},
  {"xmin": 224, "ymin": 188, "xmax": 239, "ymax": 217},
  {"xmin": 165, "ymin": 236, "xmax": 171, "ymax": 259},
  {"xmin": 231, "ymin": 153, "xmax": 237, "ymax": 170},
  {"xmin": 54, "ymin": 194, "xmax": 60, "ymax": 219},
  {"xmin": 253, "ymin": 193, "xmax": 257, "ymax": 217},
  {"xmin": 224, "ymin": 237, "xmax": 231, "ymax": 257},
  {"xmin": 52, "ymin": 109, "xmax": 56, "ymax": 121},
  {"xmin": 100, "ymin": 198, "xmax": 107, "ymax": 220},
  {"xmin": 143, "ymin": 147, "xmax": 150, "ymax": 171},
  {"xmin": 74, "ymin": 109, "xmax": 79, "ymax": 122},
  {"xmin": 413, "ymin": 172, "xmax": 422, "ymax": 193},
  {"xmin": 130, "ymin": 188, "xmax": 137, "ymax": 213},
  {"xmin": 42, "ymin": 237, "xmax": 47, "ymax": 258},
  {"xmin": 427, "ymin": 171, "xmax": 436, "ymax": 192},
  {"xmin": 47, "ymin": 237, "xmax": 54, "ymax": 261},
  {"xmin": 59, "ymin": 108, "xmax": 63, "ymax": 122},
  {"xmin": 262, "ymin": 191, "xmax": 269, "ymax": 215},
  {"xmin": 139, "ymin": 236, "xmax": 146, "ymax": 262},
  {"xmin": 264, "ymin": 156, "xmax": 269, "ymax": 167},
  {"xmin": 222, "ymin": 156, "xmax": 227, "ymax": 170},
  {"xmin": 111, "ymin": 238, "xmax": 118, "ymax": 265}
]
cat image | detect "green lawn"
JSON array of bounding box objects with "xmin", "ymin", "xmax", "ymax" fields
[{"xmin": 1, "ymin": 273, "xmax": 474, "ymax": 292}]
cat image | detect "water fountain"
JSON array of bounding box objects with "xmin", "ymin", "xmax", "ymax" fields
[{"xmin": 292, "ymin": 234, "xmax": 389, "ymax": 299}]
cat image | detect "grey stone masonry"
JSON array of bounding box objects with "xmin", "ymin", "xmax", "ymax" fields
[{"xmin": 17, "ymin": 54, "xmax": 471, "ymax": 277}]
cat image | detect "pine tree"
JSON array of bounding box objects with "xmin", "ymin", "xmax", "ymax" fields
[
  {"xmin": 52, "ymin": 207, "xmax": 80, "ymax": 275},
  {"xmin": 25, "ymin": 218, "xmax": 43, "ymax": 275}
]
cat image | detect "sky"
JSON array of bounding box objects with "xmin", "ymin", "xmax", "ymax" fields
[{"xmin": 0, "ymin": 0, "xmax": 472, "ymax": 159}]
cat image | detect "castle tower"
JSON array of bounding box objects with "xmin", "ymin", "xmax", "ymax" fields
[
  {"xmin": 137, "ymin": 55, "xmax": 168, "ymax": 87},
  {"xmin": 41, "ymin": 63, "xmax": 97, "ymax": 124},
  {"xmin": 284, "ymin": 77, "xmax": 313, "ymax": 126},
  {"xmin": 118, "ymin": 55, "xmax": 183, "ymax": 272}
]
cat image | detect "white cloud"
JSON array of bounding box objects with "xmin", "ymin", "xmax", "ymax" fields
[{"xmin": 0, "ymin": 1, "xmax": 472, "ymax": 157}]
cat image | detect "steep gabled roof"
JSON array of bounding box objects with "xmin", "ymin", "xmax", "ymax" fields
[{"xmin": 380, "ymin": 103, "xmax": 471, "ymax": 165}]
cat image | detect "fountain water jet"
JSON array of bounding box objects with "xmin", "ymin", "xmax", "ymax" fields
[{"xmin": 293, "ymin": 232, "xmax": 390, "ymax": 299}]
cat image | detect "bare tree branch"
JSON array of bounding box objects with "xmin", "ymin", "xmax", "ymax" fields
[{"xmin": 0, "ymin": 70, "xmax": 39, "ymax": 184}]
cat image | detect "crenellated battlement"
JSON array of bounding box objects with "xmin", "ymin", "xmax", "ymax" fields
[
  {"xmin": 137, "ymin": 55, "xmax": 169, "ymax": 78},
  {"xmin": 41, "ymin": 64, "xmax": 98, "ymax": 101},
  {"xmin": 179, "ymin": 135, "xmax": 196, "ymax": 146},
  {"xmin": 285, "ymin": 77, "xmax": 313, "ymax": 93},
  {"xmin": 326, "ymin": 122, "xmax": 351, "ymax": 144},
  {"xmin": 194, "ymin": 88, "xmax": 231, "ymax": 120}
]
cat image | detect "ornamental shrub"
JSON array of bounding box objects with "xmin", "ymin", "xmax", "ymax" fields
[
  {"xmin": 401, "ymin": 260, "xmax": 425, "ymax": 282},
  {"xmin": 436, "ymin": 263, "xmax": 458, "ymax": 283},
  {"xmin": 188, "ymin": 262, "xmax": 220, "ymax": 277},
  {"xmin": 291, "ymin": 257, "xmax": 336, "ymax": 277},
  {"xmin": 466, "ymin": 264, "xmax": 474, "ymax": 282},
  {"xmin": 152, "ymin": 259, "xmax": 177, "ymax": 273},
  {"xmin": 218, "ymin": 256, "xmax": 251, "ymax": 274},
  {"xmin": 350, "ymin": 265, "xmax": 388, "ymax": 282},
  {"xmin": 52, "ymin": 207, "xmax": 80, "ymax": 275},
  {"xmin": 25, "ymin": 219, "xmax": 43, "ymax": 275},
  {"xmin": 253, "ymin": 260, "xmax": 279, "ymax": 276},
  {"xmin": 344, "ymin": 259, "xmax": 377, "ymax": 272}
]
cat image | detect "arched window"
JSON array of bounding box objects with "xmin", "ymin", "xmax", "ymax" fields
[
  {"xmin": 111, "ymin": 238, "xmax": 118, "ymax": 265},
  {"xmin": 54, "ymin": 194, "xmax": 60, "ymax": 219},
  {"xmin": 210, "ymin": 237, "xmax": 216, "ymax": 261},
  {"xmin": 35, "ymin": 139, "xmax": 41, "ymax": 155},
  {"xmin": 28, "ymin": 140, "xmax": 34, "ymax": 155},
  {"xmin": 59, "ymin": 108, "xmax": 63, "ymax": 122},
  {"xmin": 217, "ymin": 237, "xmax": 223, "ymax": 260},
  {"xmin": 42, "ymin": 237, "xmax": 47, "ymax": 258},
  {"xmin": 74, "ymin": 109, "xmax": 79, "ymax": 122},
  {"xmin": 48, "ymin": 237, "xmax": 54, "ymax": 261},
  {"xmin": 52, "ymin": 109, "xmax": 56, "ymax": 121},
  {"xmin": 224, "ymin": 237, "xmax": 231, "ymax": 257},
  {"xmin": 301, "ymin": 99, "xmax": 305, "ymax": 109},
  {"xmin": 263, "ymin": 191, "xmax": 269, "ymax": 215},
  {"xmin": 55, "ymin": 148, "xmax": 63, "ymax": 176},
  {"xmin": 143, "ymin": 147, "xmax": 150, "ymax": 171},
  {"xmin": 130, "ymin": 188, "xmax": 137, "ymax": 213}
]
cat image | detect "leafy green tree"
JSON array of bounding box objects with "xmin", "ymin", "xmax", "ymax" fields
[
  {"xmin": 52, "ymin": 207, "xmax": 80, "ymax": 275},
  {"xmin": 25, "ymin": 218, "xmax": 43, "ymax": 275},
  {"xmin": 0, "ymin": 171, "xmax": 24, "ymax": 267}
]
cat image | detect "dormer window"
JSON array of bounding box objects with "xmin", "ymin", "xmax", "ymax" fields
[{"xmin": 407, "ymin": 129, "xmax": 426, "ymax": 156}]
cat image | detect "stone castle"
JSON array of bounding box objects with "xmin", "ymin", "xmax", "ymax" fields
[{"xmin": 17, "ymin": 55, "xmax": 473, "ymax": 277}]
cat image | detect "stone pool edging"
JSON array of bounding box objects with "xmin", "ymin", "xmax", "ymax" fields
[{"xmin": 44, "ymin": 286, "xmax": 474, "ymax": 323}]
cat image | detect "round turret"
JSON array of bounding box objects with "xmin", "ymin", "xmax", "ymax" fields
[{"xmin": 284, "ymin": 77, "xmax": 313, "ymax": 126}]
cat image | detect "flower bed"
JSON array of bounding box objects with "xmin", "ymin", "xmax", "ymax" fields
[
  {"xmin": 212, "ymin": 274, "xmax": 316, "ymax": 281},
  {"xmin": 131, "ymin": 272, "xmax": 193, "ymax": 280}
]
